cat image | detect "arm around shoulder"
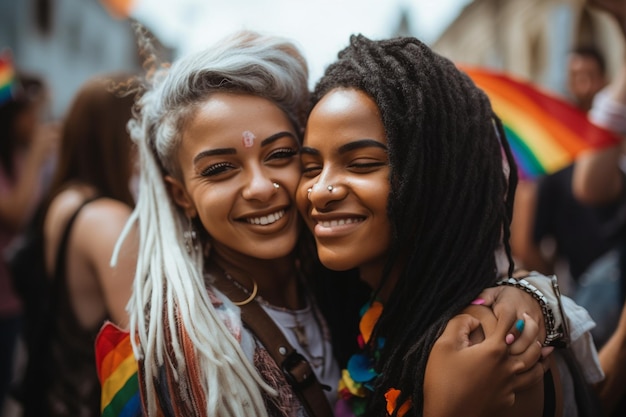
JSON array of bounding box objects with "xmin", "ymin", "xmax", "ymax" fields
[{"xmin": 424, "ymin": 306, "xmax": 548, "ymax": 417}]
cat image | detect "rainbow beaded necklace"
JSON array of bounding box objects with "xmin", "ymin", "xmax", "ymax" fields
[{"xmin": 336, "ymin": 300, "xmax": 410, "ymax": 417}]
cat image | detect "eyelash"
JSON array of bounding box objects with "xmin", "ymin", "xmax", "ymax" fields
[
  {"xmin": 348, "ymin": 161, "xmax": 386, "ymax": 169},
  {"xmin": 302, "ymin": 160, "xmax": 386, "ymax": 176},
  {"xmin": 268, "ymin": 147, "xmax": 298, "ymax": 160},
  {"xmin": 199, "ymin": 148, "xmax": 298, "ymax": 177},
  {"xmin": 200, "ymin": 162, "xmax": 233, "ymax": 177},
  {"xmin": 301, "ymin": 165, "xmax": 321, "ymax": 176}
]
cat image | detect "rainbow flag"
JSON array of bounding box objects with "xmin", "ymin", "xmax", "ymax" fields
[
  {"xmin": 96, "ymin": 321, "xmax": 142, "ymax": 417},
  {"xmin": 461, "ymin": 66, "xmax": 620, "ymax": 180},
  {"xmin": 0, "ymin": 53, "xmax": 16, "ymax": 106}
]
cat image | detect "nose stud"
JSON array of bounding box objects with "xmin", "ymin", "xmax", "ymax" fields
[
  {"xmin": 308, "ymin": 184, "xmax": 335, "ymax": 194},
  {"xmin": 273, "ymin": 182, "xmax": 280, "ymax": 189}
]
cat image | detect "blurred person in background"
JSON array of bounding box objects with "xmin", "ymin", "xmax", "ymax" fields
[
  {"xmin": 0, "ymin": 52, "xmax": 58, "ymax": 414},
  {"xmin": 567, "ymin": 45, "xmax": 608, "ymax": 112},
  {"xmin": 512, "ymin": 41, "xmax": 620, "ymax": 348},
  {"xmin": 570, "ymin": 0, "xmax": 626, "ymax": 415},
  {"xmin": 12, "ymin": 72, "xmax": 138, "ymax": 417}
]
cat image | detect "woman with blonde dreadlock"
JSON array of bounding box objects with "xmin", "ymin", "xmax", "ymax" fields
[{"xmin": 101, "ymin": 30, "xmax": 343, "ymax": 417}]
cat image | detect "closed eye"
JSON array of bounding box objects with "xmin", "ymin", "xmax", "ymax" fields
[
  {"xmin": 301, "ymin": 161, "xmax": 321, "ymax": 177},
  {"xmin": 348, "ymin": 160, "xmax": 387, "ymax": 172}
]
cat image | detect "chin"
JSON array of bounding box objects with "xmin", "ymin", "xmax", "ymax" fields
[
  {"xmin": 317, "ymin": 249, "xmax": 359, "ymax": 272},
  {"xmin": 250, "ymin": 236, "xmax": 299, "ymax": 260}
]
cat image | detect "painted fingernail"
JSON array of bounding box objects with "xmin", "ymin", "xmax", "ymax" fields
[
  {"xmin": 471, "ymin": 298, "xmax": 485, "ymax": 305},
  {"xmin": 541, "ymin": 346, "xmax": 554, "ymax": 358},
  {"xmin": 515, "ymin": 319, "xmax": 525, "ymax": 333},
  {"xmin": 505, "ymin": 333, "xmax": 515, "ymax": 345}
]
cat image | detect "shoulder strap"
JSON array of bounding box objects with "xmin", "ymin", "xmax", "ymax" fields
[
  {"xmin": 54, "ymin": 195, "xmax": 102, "ymax": 281},
  {"xmin": 212, "ymin": 274, "xmax": 334, "ymax": 417},
  {"xmin": 542, "ymin": 355, "xmax": 563, "ymax": 417}
]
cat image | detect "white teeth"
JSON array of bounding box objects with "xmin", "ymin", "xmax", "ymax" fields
[
  {"xmin": 319, "ymin": 218, "xmax": 362, "ymax": 227},
  {"xmin": 246, "ymin": 210, "xmax": 285, "ymax": 225}
]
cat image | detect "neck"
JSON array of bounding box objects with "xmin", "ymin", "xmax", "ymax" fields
[
  {"xmin": 208, "ymin": 247, "xmax": 302, "ymax": 310},
  {"xmin": 358, "ymin": 259, "xmax": 403, "ymax": 303}
]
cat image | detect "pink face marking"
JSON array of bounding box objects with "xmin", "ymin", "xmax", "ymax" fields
[{"xmin": 242, "ymin": 130, "xmax": 256, "ymax": 148}]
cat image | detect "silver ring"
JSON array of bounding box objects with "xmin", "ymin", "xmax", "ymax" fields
[
  {"xmin": 327, "ymin": 185, "xmax": 333, "ymax": 192},
  {"xmin": 273, "ymin": 183, "xmax": 280, "ymax": 189}
]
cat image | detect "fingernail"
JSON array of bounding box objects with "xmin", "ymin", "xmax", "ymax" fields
[
  {"xmin": 515, "ymin": 319, "xmax": 525, "ymax": 333},
  {"xmin": 471, "ymin": 298, "xmax": 485, "ymax": 305},
  {"xmin": 505, "ymin": 333, "xmax": 515, "ymax": 345},
  {"xmin": 541, "ymin": 346, "xmax": 554, "ymax": 358}
]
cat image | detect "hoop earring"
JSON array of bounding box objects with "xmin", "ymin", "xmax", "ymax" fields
[{"xmin": 183, "ymin": 217, "xmax": 198, "ymax": 254}]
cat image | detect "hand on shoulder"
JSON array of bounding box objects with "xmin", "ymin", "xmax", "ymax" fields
[{"xmin": 423, "ymin": 306, "xmax": 547, "ymax": 417}]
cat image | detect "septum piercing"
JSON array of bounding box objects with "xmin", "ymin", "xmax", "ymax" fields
[
  {"xmin": 273, "ymin": 182, "xmax": 280, "ymax": 189},
  {"xmin": 327, "ymin": 185, "xmax": 333, "ymax": 192}
]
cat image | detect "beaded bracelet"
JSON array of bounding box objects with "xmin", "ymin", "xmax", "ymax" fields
[{"xmin": 496, "ymin": 277, "xmax": 568, "ymax": 347}]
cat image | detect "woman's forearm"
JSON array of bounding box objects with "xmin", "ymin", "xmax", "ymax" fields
[{"xmin": 595, "ymin": 305, "xmax": 626, "ymax": 415}]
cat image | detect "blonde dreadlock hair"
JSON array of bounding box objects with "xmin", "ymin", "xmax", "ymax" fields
[{"xmin": 112, "ymin": 29, "xmax": 309, "ymax": 416}]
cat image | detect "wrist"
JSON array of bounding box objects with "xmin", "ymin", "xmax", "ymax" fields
[{"xmin": 497, "ymin": 272, "xmax": 570, "ymax": 347}]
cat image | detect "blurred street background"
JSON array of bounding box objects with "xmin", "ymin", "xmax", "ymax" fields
[{"xmin": 1, "ymin": 0, "xmax": 623, "ymax": 121}]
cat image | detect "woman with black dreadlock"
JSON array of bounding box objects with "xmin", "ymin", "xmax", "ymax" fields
[{"xmin": 297, "ymin": 34, "xmax": 604, "ymax": 417}]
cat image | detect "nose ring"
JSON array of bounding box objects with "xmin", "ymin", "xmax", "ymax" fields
[
  {"xmin": 307, "ymin": 187, "xmax": 312, "ymax": 194},
  {"xmin": 273, "ymin": 183, "xmax": 280, "ymax": 189},
  {"xmin": 327, "ymin": 185, "xmax": 333, "ymax": 192}
]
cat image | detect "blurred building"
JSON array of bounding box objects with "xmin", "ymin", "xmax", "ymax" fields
[
  {"xmin": 0, "ymin": 0, "xmax": 141, "ymax": 119},
  {"xmin": 432, "ymin": 0, "xmax": 624, "ymax": 97},
  {"xmin": 3, "ymin": 0, "xmax": 621, "ymax": 118}
]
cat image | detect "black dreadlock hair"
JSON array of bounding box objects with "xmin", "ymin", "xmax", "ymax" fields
[
  {"xmin": 311, "ymin": 34, "xmax": 518, "ymax": 417},
  {"xmin": 313, "ymin": 33, "xmax": 604, "ymax": 417}
]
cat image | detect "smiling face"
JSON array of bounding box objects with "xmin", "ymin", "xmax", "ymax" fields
[
  {"xmin": 167, "ymin": 92, "xmax": 301, "ymax": 261},
  {"xmin": 297, "ymin": 88, "xmax": 391, "ymax": 284}
]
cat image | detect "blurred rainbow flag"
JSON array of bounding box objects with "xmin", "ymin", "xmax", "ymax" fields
[
  {"xmin": 461, "ymin": 66, "xmax": 620, "ymax": 180},
  {"xmin": 96, "ymin": 322, "xmax": 142, "ymax": 417},
  {"xmin": 0, "ymin": 52, "xmax": 16, "ymax": 106}
]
